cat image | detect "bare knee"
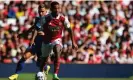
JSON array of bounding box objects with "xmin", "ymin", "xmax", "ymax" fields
[
  {"xmin": 53, "ymin": 45, "xmax": 62, "ymax": 58},
  {"xmin": 23, "ymin": 51, "xmax": 32, "ymax": 60}
]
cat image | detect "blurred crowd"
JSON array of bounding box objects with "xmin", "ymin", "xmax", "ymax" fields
[{"xmin": 0, "ymin": 1, "xmax": 133, "ymax": 64}]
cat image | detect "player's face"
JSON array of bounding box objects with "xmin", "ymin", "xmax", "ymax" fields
[
  {"xmin": 38, "ymin": 8, "xmax": 47, "ymax": 17},
  {"xmin": 51, "ymin": 4, "xmax": 61, "ymax": 16}
]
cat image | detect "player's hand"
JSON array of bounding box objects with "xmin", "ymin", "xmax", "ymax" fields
[{"xmin": 29, "ymin": 40, "xmax": 35, "ymax": 47}]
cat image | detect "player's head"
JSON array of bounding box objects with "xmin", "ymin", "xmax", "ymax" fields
[
  {"xmin": 38, "ymin": 4, "xmax": 47, "ymax": 17},
  {"xmin": 50, "ymin": 1, "xmax": 61, "ymax": 16}
]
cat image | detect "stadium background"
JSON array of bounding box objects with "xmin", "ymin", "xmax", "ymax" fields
[{"xmin": 0, "ymin": 0, "xmax": 133, "ymax": 80}]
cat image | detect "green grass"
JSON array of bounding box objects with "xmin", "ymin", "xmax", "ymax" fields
[{"xmin": 0, "ymin": 73, "xmax": 133, "ymax": 80}]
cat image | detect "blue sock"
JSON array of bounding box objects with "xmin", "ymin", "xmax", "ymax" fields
[{"xmin": 15, "ymin": 58, "xmax": 25, "ymax": 74}]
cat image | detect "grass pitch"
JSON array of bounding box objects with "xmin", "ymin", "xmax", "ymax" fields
[{"xmin": 0, "ymin": 73, "xmax": 133, "ymax": 80}]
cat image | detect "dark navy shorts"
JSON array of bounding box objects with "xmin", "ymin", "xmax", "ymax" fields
[{"xmin": 29, "ymin": 35, "xmax": 44, "ymax": 57}]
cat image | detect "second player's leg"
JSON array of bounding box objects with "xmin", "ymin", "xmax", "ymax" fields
[
  {"xmin": 38, "ymin": 57, "xmax": 49, "ymax": 72},
  {"xmin": 15, "ymin": 49, "xmax": 34, "ymax": 73},
  {"xmin": 8, "ymin": 49, "xmax": 34, "ymax": 80},
  {"xmin": 53, "ymin": 44, "xmax": 62, "ymax": 80}
]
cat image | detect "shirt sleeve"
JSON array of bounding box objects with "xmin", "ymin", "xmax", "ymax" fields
[{"xmin": 64, "ymin": 16, "xmax": 71, "ymax": 29}]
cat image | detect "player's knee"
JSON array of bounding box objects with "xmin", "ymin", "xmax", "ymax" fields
[
  {"xmin": 53, "ymin": 45, "xmax": 62, "ymax": 57},
  {"xmin": 23, "ymin": 51, "xmax": 32, "ymax": 60}
]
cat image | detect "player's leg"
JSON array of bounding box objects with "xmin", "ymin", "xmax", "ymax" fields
[
  {"xmin": 36, "ymin": 56, "xmax": 51, "ymax": 75},
  {"xmin": 36, "ymin": 56, "xmax": 49, "ymax": 80},
  {"xmin": 36, "ymin": 43, "xmax": 53, "ymax": 80},
  {"xmin": 53, "ymin": 44, "xmax": 62, "ymax": 80},
  {"xmin": 35, "ymin": 35, "xmax": 51, "ymax": 75},
  {"xmin": 40, "ymin": 42, "xmax": 53, "ymax": 72},
  {"xmin": 36, "ymin": 54, "xmax": 51, "ymax": 80},
  {"xmin": 8, "ymin": 49, "xmax": 34, "ymax": 80},
  {"xmin": 43, "ymin": 56, "xmax": 51, "ymax": 75},
  {"xmin": 39, "ymin": 57, "xmax": 49, "ymax": 72}
]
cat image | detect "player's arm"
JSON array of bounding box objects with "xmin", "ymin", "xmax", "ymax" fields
[
  {"xmin": 67, "ymin": 28, "xmax": 77, "ymax": 49},
  {"xmin": 29, "ymin": 17, "xmax": 45, "ymax": 46},
  {"xmin": 30, "ymin": 30, "xmax": 45, "ymax": 47},
  {"xmin": 29, "ymin": 29, "xmax": 38, "ymax": 46},
  {"xmin": 18, "ymin": 17, "xmax": 39, "ymax": 38},
  {"xmin": 18, "ymin": 26, "xmax": 34, "ymax": 38},
  {"xmin": 24, "ymin": 27, "xmax": 35, "ymax": 35},
  {"xmin": 64, "ymin": 16, "xmax": 78, "ymax": 50}
]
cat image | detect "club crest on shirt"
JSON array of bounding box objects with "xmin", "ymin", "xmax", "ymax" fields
[
  {"xmin": 36, "ymin": 22, "xmax": 41, "ymax": 28},
  {"xmin": 36, "ymin": 17, "xmax": 46, "ymax": 28}
]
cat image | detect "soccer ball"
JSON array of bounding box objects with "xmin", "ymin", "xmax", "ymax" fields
[{"xmin": 35, "ymin": 72, "xmax": 45, "ymax": 80}]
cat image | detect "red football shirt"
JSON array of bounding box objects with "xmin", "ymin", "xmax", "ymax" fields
[{"xmin": 43, "ymin": 14, "xmax": 70, "ymax": 43}]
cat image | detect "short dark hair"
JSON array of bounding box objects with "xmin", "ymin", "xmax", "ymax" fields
[
  {"xmin": 50, "ymin": 1, "xmax": 59, "ymax": 9},
  {"xmin": 38, "ymin": 4, "xmax": 46, "ymax": 9}
]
